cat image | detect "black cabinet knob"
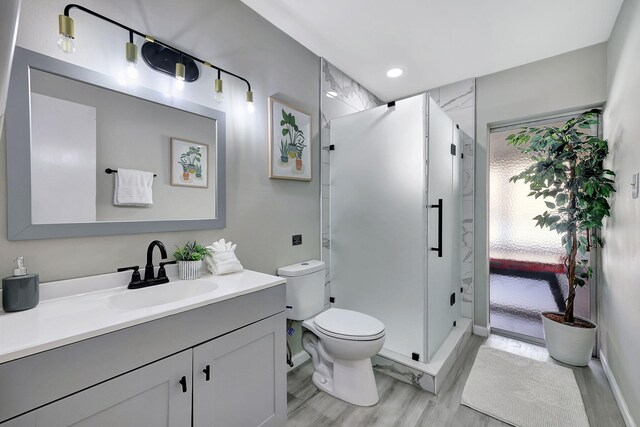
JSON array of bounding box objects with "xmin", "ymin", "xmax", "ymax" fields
[
  {"xmin": 203, "ymin": 365, "xmax": 211, "ymax": 381},
  {"xmin": 179, "ymin": 376, "xmax": 188, "ymax": 393}
]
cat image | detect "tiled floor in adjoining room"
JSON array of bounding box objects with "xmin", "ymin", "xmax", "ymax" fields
[{"xmin": 286, "ymin": 335, "xmax": 625, "ymax": 427}]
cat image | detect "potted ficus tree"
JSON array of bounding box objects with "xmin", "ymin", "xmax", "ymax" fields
[
  {"xmin": 507, "ymin": 109, "xmax": 615, "ymax": 366},
  {"xmin": 173, "ymin": 241, "xmax": 211, "ymax": 280}
]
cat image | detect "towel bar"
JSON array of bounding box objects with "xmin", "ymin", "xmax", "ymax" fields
[{"xmin": 105, "ymin": 168, "xmax": 157, "ymax": 177}]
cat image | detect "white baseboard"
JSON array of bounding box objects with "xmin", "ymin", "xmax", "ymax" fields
[
  {"xmin": 472, "ymin": 324, "xmax": 491, "ymax": 337},
  {"xmin": 600, "ymin": 350, "xmax": 637, "ymax": 427},
  {"xmin": 288, "ymin": 351, "xmax": 310, "ymax": 373}
]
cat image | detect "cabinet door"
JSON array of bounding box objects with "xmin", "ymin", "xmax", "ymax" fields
[
  {"xmin": 193, "ymin": 313, "xmax": 286, "ymax": 427},
  {"xmin": 33, "ymin": 349, "xmax": 192, "ymax": 427}
]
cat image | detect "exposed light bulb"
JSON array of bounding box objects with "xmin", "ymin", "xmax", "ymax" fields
[
  {"xmin": 174, "ymin": 62, "xmax": 186, "ymax": 90},
  {"xmin": 246, "ymin": 90, "xmax": 254, "ymax": 113},
  {"xmin": 126, "ymin": 62, "xmax": 138, "ymax": 80},
  {"xmin": 57, "ymin": 34, "xmax": 75, "ymax": 54},
  {"xmin": 125, "ymin": 40, "xmax": 138, "ymax": 80},
  {"xmin": 57, "ymin": 15, "xmax": 75, "ymax": 54},
  {"xmin": 214, "ymin": 78, "xmax": 223, "ymax": 103}
]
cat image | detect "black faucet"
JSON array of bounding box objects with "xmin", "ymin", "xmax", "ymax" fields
[
  {"xmin": 145, "ymin": 240, "xmax": 168, "ymax": 281},
  {"xmin": 118, "ymin": 240, "xmax": 176, "ymax": 289}
]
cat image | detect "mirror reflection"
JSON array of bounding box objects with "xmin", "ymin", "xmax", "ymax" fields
[{"xmin": 29, "ymin": 69, "xmax": 217, "ymax": 224}]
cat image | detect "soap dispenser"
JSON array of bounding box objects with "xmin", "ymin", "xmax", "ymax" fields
[{"xmin": 2, "ymin": 257, "xmax": 39, "ymax": 312}]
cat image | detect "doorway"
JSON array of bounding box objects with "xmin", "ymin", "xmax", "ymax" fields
[{"xmin": 488, "ymin": 114, "xmax": 597, "ymax": 343}]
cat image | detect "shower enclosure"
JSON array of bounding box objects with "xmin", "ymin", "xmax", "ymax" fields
[{"xmin": 329, "ymin": 94, "xmax": 462, "ymax": 362}]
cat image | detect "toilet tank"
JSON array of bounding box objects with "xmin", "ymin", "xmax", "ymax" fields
[{"xmin": 277, "ymin": 260, "xmax": 325, "ymax": 320}]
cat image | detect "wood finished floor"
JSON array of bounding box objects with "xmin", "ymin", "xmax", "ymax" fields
[{"xmin": 286, "ymin": 334, "xmax": 625, "ymax": 426}]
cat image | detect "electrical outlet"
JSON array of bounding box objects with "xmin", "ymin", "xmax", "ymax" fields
[
  {"xmin": 292, "ymin": 234, "xmax": 302, "ymax": 246},
  {"xmin": 632, "ymin": 173, "xmax": 639, "ymax": 199}
]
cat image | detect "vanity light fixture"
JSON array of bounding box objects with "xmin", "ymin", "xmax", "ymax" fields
[
  {"xmin": 57, "ymin": 4, "xmax": 254, "ymax": 110},
  {"xmin": 175, "ymin": 54, "xmax": 186, "ymax": 90},
  {"xmin": 57, "ymin": 14, "xmax": 75, "ymax": 54},
  {"xmin": 246, "ymin": 90, "xmax": 255, "ymax": 113},
  {"xmin": 214, "ymin": 70, "xmax": 224, "ymax": 103},
  {"xmin": 386, "ymin": 67, "xmax": 404, "ymax": 78},
  {"xmin": 125, "ymin": 32, "xmax": 138, "ymax": 80}
]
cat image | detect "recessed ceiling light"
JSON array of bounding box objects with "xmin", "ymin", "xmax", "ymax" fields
[
  {"xmin": 386, "ymin": 68, "xmax": 404, "ymax": 78},
  {"xmin": 326, "ymin": 91, "xmax": 338, "ymax": 98}
]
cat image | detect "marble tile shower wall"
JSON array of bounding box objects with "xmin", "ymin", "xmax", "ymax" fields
[{"xmin": 320, "ymin": 58, "xmax": 475, "ymax": 321}]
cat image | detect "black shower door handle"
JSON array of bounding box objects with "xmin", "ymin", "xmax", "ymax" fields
[{"xmin": 430, "ymin": 199, "xmax": 443, "ymax": 258}]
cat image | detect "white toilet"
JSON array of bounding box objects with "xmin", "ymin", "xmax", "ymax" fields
[{"xmin": 278, "ymin": 260, "xmax": 386, "ymax": 406}]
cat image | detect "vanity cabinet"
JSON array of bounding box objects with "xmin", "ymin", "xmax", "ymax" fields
[
  {"xmin": 193, "ymin": 315, "xmax": 283, "ymax": 427},
  {"xmin": 6, "ymin": 350, "xmax": 192, "ymax": 427},
  {"xmin": 0, "ymin": 284, "xmax": 286, "ymax": 427}
]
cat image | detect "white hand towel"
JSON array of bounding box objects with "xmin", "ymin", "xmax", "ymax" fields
[
  {"xmin": 113, "ymin": 168, "xmax": 154, "ymax": 207},
  {"xmin": 205, "ymin": 239, "xmax": 244, "ymax": 275}
]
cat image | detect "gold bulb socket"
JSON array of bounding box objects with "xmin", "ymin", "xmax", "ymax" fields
[
  {"xmin": 203, "ymin": 61, "xmax": 212, "ymax": 68},
  {"xmin": 175, "ymin": 62, "xmax": 186, "ymax": 81},
  {"xmin": 215, "ymin": 79, "xmax": 223, "ymax": 93},
  {"xmin": 125, "ymin": 42, "xmax": 138, "ymax": 64},
  {"xmin": 58, "ymin": 15, "xmax": 75, "ymax": 38},
  {"xmin": 246, "ymin": 90, "xmax": 254, "ymax": 103},
  {"xmin": 145, "ymin": 35, "xmax": 155, "ymax": 43}
]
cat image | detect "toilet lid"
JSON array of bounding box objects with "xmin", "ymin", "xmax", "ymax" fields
[{"xmin": 314, "ymin": 308, "xmax": 385, "ymax": 338}]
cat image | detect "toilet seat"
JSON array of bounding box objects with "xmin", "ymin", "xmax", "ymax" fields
[{"xmin": 313, "ymin": 308, "xmax": 385, "ymax": 341}]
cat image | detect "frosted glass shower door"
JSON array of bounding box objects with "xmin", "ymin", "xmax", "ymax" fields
[
  {"xmin": 330, "ymin": 94, "xmax": 427, "ymax": 360},
  {"xmin": 426, "ymin": 97, "xmax": 459, "ymax": 361}
]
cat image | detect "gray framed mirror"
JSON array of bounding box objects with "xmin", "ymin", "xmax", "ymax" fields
[{"xmin": 6, "ymin": 47, "xmax": 226, "ymax": 240}]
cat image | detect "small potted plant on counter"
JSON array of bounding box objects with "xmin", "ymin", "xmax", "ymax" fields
[
  {"xmin": 507, "ymin": 109, "xmax": 615, "ymax": 366},
  {"xmin": 173, "ymin": 241, "xmax": 211, "ymax": 280}
]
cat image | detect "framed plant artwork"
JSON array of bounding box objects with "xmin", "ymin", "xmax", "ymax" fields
[
  {"xmin": 268, "ymin": 97, "xmax": 312, "ymax": 181},
  {"xmin": 171, "ymin": 137, "xmax": 209, "ymax": 188}
]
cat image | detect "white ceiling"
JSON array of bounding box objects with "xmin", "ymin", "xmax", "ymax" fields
[{"xmin": 241, "ymin": 0, "xmax": 623, "ymax": 101}]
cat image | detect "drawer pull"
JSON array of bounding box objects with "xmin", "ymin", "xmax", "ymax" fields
[
  {"xmin": 179, "ymin": 376, "xmax": 188, "ymax": 393},
  {"xmin": 203, "ymin": 365, "xmax": 211, "ymax": 381}
]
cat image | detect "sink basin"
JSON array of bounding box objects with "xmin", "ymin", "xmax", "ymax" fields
[{"xmin": 108, "ymin": 280, "xmax": 217, "ymax": 310}]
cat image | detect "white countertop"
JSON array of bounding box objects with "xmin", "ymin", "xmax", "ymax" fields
[{"xmin": 0, "ymin": 269, "xmax": 285, "ymax": 364}]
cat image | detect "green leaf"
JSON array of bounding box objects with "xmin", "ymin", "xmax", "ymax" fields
[
  {"xmin": 555, "ymin": 193, "xmax": 567, "ymax": 206},
  {"xmin": 282, "ymin": 128, "xmax": 289, "ymax": 136},
  {"xmin": 545, "ymin": 201, "xmax": 556, "ymax": 209}
]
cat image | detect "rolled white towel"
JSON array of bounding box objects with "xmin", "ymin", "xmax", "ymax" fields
[{"xmin": 205, "ymin": 239, "xmax": 243, "ymax": 275}]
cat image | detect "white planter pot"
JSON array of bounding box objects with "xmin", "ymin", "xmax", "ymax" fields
[
  {"xmin": 178, "ymin": 260, "xmax": 202, "ymax": 280},
  {"xmin": 541, "ymin": 312, "xmax": 597, "ymax": 366}
]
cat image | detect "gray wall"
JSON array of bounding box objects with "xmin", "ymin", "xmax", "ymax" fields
[
  {"xmin": 1, "ymin": 0, "xmax": 320, "ymax": 281},
  {"xmin": 602, "ymin": 0, "xmax": 640, "ymax": 424},
  {"xmin": 474, "ymin": 43, "xmax": 608, "ymax": 328}
]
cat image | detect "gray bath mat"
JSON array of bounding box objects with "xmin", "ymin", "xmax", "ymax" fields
[{"xmin": 461, "ymin": 346, "xmax": 589, "ymax": 427}]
